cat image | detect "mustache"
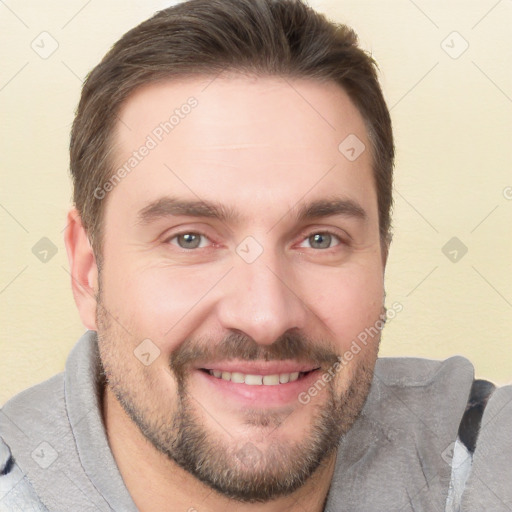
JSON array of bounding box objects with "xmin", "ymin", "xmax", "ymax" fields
[{"xmin": 170, "ymin": 330, "xmax": 340, "ymax": 377}]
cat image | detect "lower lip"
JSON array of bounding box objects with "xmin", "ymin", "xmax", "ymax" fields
[{"xmin": 195, "ymin": 369, "xmax": 322, "ymax": 407}]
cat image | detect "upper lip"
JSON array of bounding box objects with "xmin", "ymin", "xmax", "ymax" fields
[{"xmin": 197, "ymin": 360, "xmax": 320, "ymax": 375}]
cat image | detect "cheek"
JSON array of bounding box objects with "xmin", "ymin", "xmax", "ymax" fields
[
  {"xmin": 301, "ymin": 264, "xmax": 384, "ymax": 349},
  {"xmin": 102, "ymin": 260, "xmax": 221, "ymax": 344}
]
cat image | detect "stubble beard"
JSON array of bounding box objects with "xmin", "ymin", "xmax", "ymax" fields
[{"xmin": 95, "ymin": 289, "xmax": 380, "ymax": 503}]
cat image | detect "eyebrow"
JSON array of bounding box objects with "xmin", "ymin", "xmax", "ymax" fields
[
  {"xmin": 136, "ymin": 197, "xmax": 240, "ymax": 225},
  {"xmin": 295, "ymin": 197, "xmax": 367, "ymax": 224},
  {"xmin": 135, "ymin": 195, "xmax": 367, "ymax": 226}
]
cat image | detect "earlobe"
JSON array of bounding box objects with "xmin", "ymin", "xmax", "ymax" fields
[{"xmin": 64, "ymin": 208, "xmax": 98, "ymax": 331}]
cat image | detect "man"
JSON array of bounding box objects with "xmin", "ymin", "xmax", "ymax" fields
[{"xmin": 1, "ymin": 0, "xmax": 510, "ymax": 511}]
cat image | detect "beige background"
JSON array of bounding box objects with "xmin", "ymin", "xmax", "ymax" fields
[{"xmin": 1, "ymin": 0, "xmax": 511, "ymax": 406}]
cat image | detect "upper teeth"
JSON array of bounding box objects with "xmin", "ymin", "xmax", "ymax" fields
[{"xmin": 209, "ymin": 370, "xmax": 301, "ymax": 385}]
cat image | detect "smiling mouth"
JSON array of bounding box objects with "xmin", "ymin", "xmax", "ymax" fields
[{"xmin": 200, "ymin": 368, "xmax": 319, "ymax": 385}]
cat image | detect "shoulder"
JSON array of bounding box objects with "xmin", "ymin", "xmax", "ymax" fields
[
  {"xmin": 1, "ymin": 372, "xmax": 66, "ymax": 442},
  {"xmin": 374, "ymin": 354, "xmax": 475, "ymax": 388},
  {"xmin": 0, "ymin": 371, "xmax": 68, "ymax": 449},
  {"xmin": 1, "ymin": 372, "xmax": 65, "ymax": 419},
  {"xmin": 326, "ymin": 357, "xmax": 477, "ymax": 511},
  {"xmin": 0, "ymin": 373, "xmax": 66, "ymax": 511},
  {"xmin": 2, "ymin": 371, "xmax": 65, "ymax": 407},
  {"xmin": 359, "ymin": 355, "xmax": 475, "ymax": 427},
  {"xmin": 0, "ymin": 435, "xmax": 49, "ymax": 511},
  {"xmin": 460, "ymin": 383, "xmax": 512, "ymax": 509},
  {"xmin": 369, "ymin": 355, "xmax": 476, "ymax": 413}
]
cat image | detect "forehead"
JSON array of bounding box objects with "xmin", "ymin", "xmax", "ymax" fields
[
  {"xmin": 107, "ymin": 74, "xmax": 376, "ymax": 227},
  {"xmin": 115, "ymin": 74, "xmax": 369, "ymax": 153}
]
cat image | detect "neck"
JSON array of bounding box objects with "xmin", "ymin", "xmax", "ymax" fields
[{"xmin": 102, "ymin": 386, "xmax": 336, "ymax": 512}]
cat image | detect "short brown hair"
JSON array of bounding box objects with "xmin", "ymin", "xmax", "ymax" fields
[{"xmin": 70, "ymin": 0, "xmax": 394, "ymax": 261}]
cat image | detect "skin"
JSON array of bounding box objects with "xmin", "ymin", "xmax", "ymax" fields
[{"xmin": 65, "ymin": 74, "xmax": 387, "ymax": 512}]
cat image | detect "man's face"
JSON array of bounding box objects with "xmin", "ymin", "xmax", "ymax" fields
[{"xmin": 95, "ymin": 75, "xmax": 385, "ymax": 501}]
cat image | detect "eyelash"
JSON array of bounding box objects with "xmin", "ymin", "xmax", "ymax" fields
[{"xmin": 165, "ymin": 229, "xmax": 347, "ymax": 251}]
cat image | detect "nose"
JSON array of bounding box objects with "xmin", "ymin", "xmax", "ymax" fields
[{"xmin": 215, "ymin": 252, "xmax": 308, "ymax": 346}]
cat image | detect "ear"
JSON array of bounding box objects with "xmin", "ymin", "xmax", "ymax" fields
[{"xmin": 64, "ymin": 208, "xmax": 99, "ymax": 330}]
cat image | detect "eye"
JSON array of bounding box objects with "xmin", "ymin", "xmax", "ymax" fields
[
  {"xmin": 168, "ymin": 232, "xmax": 210, "ymax": 249},
  {"xmin": 299, "ymin": 232, "xmax": 342, "ymax": 250}
]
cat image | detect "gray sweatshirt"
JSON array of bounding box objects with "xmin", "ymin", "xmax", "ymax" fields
[{"xmin": 0, "ymin": 331, "xmax": 511, "ymax": 511}]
